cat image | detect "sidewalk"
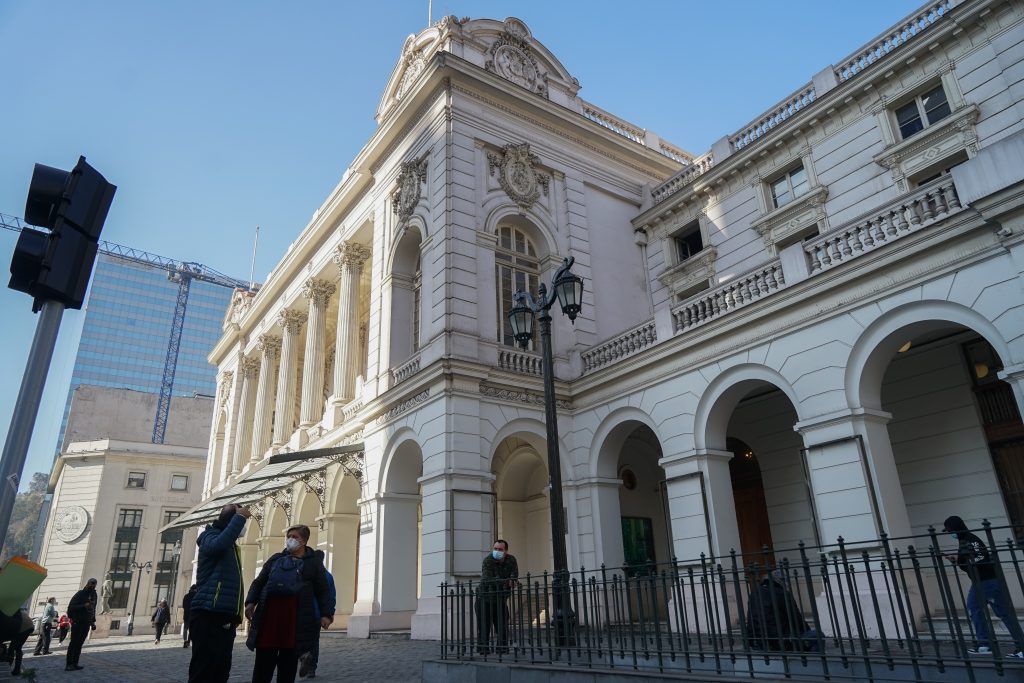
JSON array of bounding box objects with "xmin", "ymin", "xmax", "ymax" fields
[{"xmin": 3, "ymin": 631, "xmax": 438, "ymax": 682}]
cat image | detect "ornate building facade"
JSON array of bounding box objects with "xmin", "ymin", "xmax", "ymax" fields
[{"xmin": 173, "ymin": 0, "xmax": 1024, "ymax": 640}]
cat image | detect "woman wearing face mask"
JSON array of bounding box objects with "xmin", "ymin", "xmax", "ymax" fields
[{"xmin": 244, "ymin": 525, "xmax": 333, "ymax": 683}]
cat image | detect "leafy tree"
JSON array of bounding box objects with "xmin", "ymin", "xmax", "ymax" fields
[{"xmin": 0, "ymin": 472, "xmax": 49, "ymax": 563}]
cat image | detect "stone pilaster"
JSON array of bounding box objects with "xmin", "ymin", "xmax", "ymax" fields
[
  {"xmin": 231, "ymin": 357, "xmax": 260, "ymax": 474},
  {"xmin": 331, "ymin": 242, "xmax": 371, "ymax": 405},
  {"xmin": 300, "ymin": 278, "xmax": 336, "ymax": 427},
  {"xmin": 250, "ymin": 334, "xmax": 281, "ymax": 462},
  {"xmin": 272, "ymin": 309, "xmax": 307, "ymax": 447}
]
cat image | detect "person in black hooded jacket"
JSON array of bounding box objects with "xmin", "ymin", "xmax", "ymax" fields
[
  {"xmin": 244, "ymin": 524, "xmax": 333, "ymax": 683},
  {"xmin": 745, "ymin": 568, "xmax": 818, "ymax": 652},
  {"xmin": 943, "ymin": 515, "xmax": 1024, "ymax": 657}
]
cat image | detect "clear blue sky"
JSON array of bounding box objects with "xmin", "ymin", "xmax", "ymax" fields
[{"xmin": 0, "ymin": 0, "xmax": 923, "ymax": 488}]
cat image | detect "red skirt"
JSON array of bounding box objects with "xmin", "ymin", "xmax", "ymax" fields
[{"xmin": 255, "ymin": 595, "xmax": 299, "ymax": 649}]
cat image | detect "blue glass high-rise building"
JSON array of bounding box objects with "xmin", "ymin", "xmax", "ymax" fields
[{"xmin": 56, "ymin": 251, "xmax": 240, "ymax": 453}]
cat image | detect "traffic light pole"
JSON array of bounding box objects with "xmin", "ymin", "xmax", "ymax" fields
[{"xmin": 0, "ymin": 300, "xmax": 65, "ymax": 554}]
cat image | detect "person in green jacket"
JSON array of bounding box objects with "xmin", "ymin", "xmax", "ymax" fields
[{"xmin": 476, "ymin": 539, "xmax": 518, "ymax": 654}]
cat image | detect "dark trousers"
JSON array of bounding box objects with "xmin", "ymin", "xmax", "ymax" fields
[
  {"xmin": 58, "ymin": 626, "xmax": 68, "ymax": 643},
  {"xmin": 33, "ymin": 623, "xmax": 52, "ymax": 654},
  {"xmin": 969, "ymin": 578, "xmax": 1024, "ymax": 648},
  {"xmin": 476, "ymin": 597, "xmax": 510, "ymax": 653},
  {"xmin": 187, "ymin": 611, "xmax": 237, "ymax": 683},
  {"xmin": 154, "ymin": 622, "xmax": 167, "ymax": 641},
  {"xmin": 252, "ymin": 647, "xmax": 299, "ymax": 683},
  {"xmin": 306, "ymin": 635, "xmax": 319, "ymax": 672},
  {"xmin": 182, "ymin": 615, "xmax": 191, "ymax": 645},
  {"xmin": 65, "ymin": 621, "xmax": 89, "ymax": 667}
]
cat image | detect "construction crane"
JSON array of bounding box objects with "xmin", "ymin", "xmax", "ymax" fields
[{"xmin": 0, "ymin": 211, "xmax": 256, "ymax": 444}]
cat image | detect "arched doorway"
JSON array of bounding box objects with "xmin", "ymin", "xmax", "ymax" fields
[
  {"xmin": 727, "ymin": 437, "xmax": 774, "ymax": 565},
  {"xmin": 378, "ymin": 440, "xmax": 423, "ymax": 621},
  {"xmin": 492, "ymin": 435, "xmax": 553, "ymax": 577},
  {"xmin": 615, "ymin": 425, "xmax": 669, "ymax": 574}
]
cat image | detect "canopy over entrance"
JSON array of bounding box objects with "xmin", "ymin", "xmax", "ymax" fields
[{"xmin": 161, "ymin": 443, "xmax": 364, "ymax": 532}]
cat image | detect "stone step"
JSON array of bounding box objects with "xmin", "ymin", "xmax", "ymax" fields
[{"xmin": 369, "ymin": 629, "xmax": 412, "ymax": 640}]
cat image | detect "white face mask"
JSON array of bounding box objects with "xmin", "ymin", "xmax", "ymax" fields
[
  {"xmin": 491, "ymin": 549, "xmax": 504, "ymax": 561},
  {"xmin": 286, "ymin": 538, "xmax": 302, "ymax": 552}
]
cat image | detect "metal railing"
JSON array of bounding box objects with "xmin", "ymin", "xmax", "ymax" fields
[{"xmin": 441, "ymin": 523, "xmax": 1024, "ymax": 682}]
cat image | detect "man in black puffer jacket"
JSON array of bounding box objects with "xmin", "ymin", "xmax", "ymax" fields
[
  {"xmin": 188, "ymin": 504, "xmax": 251, "ymax": 683},
  {"xmin": 244, "ymin": 524, "xmax": 332, "ymax": 683}
]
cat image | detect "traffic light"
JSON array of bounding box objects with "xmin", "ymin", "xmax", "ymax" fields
[{"xmin": 8, "ymin": 156, "xmax": 116, "ymax": 310}]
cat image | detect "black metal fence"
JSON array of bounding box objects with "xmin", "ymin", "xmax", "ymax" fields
[{"xmin": 440, "ymin": 523, "xmax": 1024, "ymax": 682}]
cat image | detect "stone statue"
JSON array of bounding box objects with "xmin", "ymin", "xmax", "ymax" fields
[{"xmin": 99, "ymin": 573, "xmax": 113, "ymax": 614}]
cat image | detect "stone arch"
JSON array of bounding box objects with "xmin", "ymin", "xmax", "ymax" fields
[
  {"xmin": 846, "ymin": 300, "xmax": 1016, "ymax": 411},
  {"xmin": 486, "ymin": 417, "xmax": 573, "ymax": 483},
  {"xmin": 293, "ymin": 485, "xmax": 321, "ymax": 548},
  {"xmin": 694, "ymin": 364, "xmax": 803, "ymax": 452},
  {"xmin": 587, "ymin": 407, "xmax": 668, "ymax": 570},
  {"xmin": 377, "ymin": 433, "xmax": 423, "ymax": 618},
  {"xmin": 590, "ymin": 406, "xmax": 663, "ymax": 478},
  {"xmin": 385, "ymin": 223, "xmax": 424, "ymax": 367},
  {"xmin": 483, "ymin": 202, "xmax": 558, "ymax": 263}
]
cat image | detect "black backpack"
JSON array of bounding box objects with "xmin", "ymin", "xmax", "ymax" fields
[{"xmin": 265, "ymin": 555, "xmax": 304, "ymax": 596}]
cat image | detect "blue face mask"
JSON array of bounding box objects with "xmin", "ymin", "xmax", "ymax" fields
[{"xmin": 492, "ymin": 550, "xmax": 505, "ymax": 561}]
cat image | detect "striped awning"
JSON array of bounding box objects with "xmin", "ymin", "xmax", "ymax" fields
[{"xmin": 160, "ymin": 443, "xmax": 364, "ymax": 532}]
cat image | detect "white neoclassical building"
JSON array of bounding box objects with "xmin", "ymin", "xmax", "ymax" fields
[{"xmin": 170, "ymin": 0, "xmax": 1024, "ymax": 640}]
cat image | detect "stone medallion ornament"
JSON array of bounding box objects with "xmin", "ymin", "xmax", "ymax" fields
[
  {"xmin": 485, "ymin": 19, "xmax": 546, "ymax": 97},
  {"xmin": 392, "ymin": 154, "xmax": 429, "ymax": 224},
  {"xmin": 54, "ymin": 505, "xmax": 90, "ymax": 543},
  {"xmin": 487, "ymin": 142, "xmax": 550, "ymax": 213}
]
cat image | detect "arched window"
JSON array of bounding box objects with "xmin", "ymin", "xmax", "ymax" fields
[{"xmin": 495, "ymin": 225, "xmax": 539, "ymax": 348}]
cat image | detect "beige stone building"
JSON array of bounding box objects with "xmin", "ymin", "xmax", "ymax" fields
[
  {"xmin": 174, "ymin": 0, "xmax": 1024, "ymax": 642},
  {"xmin": 31, "ymin": 387, "xmax": 208, "ymax": 633}
]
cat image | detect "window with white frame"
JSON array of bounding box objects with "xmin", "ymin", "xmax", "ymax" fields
[
  {"xmin": 770, "ymin": 165, "xmax": 810, "ymax": 209},
  {"xmin": 170, "ymin": 474, "xmax": 189, "ymax": 492},
  {"xmin": 894, "ymin": 83, "xmax": 952, "ymax": 140},
  {"xmin": 495, "ymin": 225, "xmax": 539, "ymax": 348},
  {"xmin": 126, "ymin": 471, "xmax": 146, "ymax": 489}
]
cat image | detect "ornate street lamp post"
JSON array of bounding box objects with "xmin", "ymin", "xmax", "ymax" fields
[
  {"xmin": 507, "ymin": 256, "xmax": 584, "ymax": 646},
  {"xmin": 127, "ymin": 560, "xmax": 152, "ymax": 636}
]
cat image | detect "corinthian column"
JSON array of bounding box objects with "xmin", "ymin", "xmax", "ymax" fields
[
  {"xmin": 231, "ymin": 357, "xmax": 260, "ymax": 473},
  {"xmin": 250, "ymin": 334, "xmax": 281, "ymax": 462},
  {"xmin": 300, "ymin": 278, "xmax": 336, "ymax": 427},
  {"xmin": 332, "ymin": 242, "xmax": 371, "ymax": 404},
  {"xmin": 272, "ymin": 309, "xmax": 307, "ymax": 447}
]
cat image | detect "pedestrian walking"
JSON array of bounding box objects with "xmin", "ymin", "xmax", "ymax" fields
[
  {"xmin": 65, "ymin": 578, "xmax": 98, "ymax": 671},
  {"xmin": 151, "ymin": 600, "xmax": 171, "ymax": 644},
  {"xmin": 32, "ymin": 597, "xmax": 58, "ymax": 656},
  {"xmin": 188, "ymin": 503, "xmax": 251, "ymax": 683},
  {"xmin": 476, "ymin": 539, "xmax": 518, "ymax": 654},
  {"xmin": 57, "ymin": 614, "xmax": 70, "ymax": 644},
  {"xmin": 298, "ymin": 551, "xmax": 336, "ymax": 679},
  {"xmin": 182, "ymin": 584, "xmax": 197, "ymax": 647},
  {"xmin": 943, "ymin": 515, "xmax": 1024, "ymax": 657},
  {"xmin": 245, "ymin": 524, "xmax": 333, "ymax": 683}
]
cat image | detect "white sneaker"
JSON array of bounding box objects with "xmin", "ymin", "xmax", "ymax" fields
[
  {"xmin": 968, "ymin": 646, "xmax": 992, "ymax": 655},
  {"xmin": 1007, "ymin": 650, "xmax": 1023, "ymax": 659}
]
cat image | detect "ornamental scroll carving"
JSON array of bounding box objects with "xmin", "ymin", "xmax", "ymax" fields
[
  {"xmin": 240, "ymin": 356, "xmax": 260, "ymax": 379},
  {"xmin": 485, "ymin": 19, "xmax": 546, "ymax": 97},
  {"xmin": 480, "ymin": 384, "xmax": 571, "ymax": 410},
  {"xmin": 487, "ymin": 142, "xmax": 550, "ymax": 213},
  {"xmin": 395, "ymin": 36, "xmax": 426, "ymax": 102},
  {"xmin": 333, "ymin": 242, "xmax": 372, "ymax": 272},
  {"xmin": 392, "ymin": 154, "xmax": 429, "ymax": 224}
]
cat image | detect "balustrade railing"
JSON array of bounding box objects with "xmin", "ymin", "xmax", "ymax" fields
[
  {"xmin": 442, "ymin": 523, "xmax": 1024, "ymax": 682},
  {"xmin": 499, "ymin": 348, "xmax": 543, "ymax": 376},
  {"xmin": 805, "ymin": 177, "xmax": 962, "ymax": 276},
  {"xmin": 391, "ymin": 353, "xmax": 421, "ymax": 385},
  {"xmin": 671, "ymin": 262, "xmax": 786, "ymax": 333},
  {"xmin": 731, "ymin": 84, "xmax": 816, "ymax": 152},
  {"xmin": 582, "ymin": 102, "xmax": 645, "ymax": 144},
  {"xmin": 581, "ymin": 320, "xmax": 657, "ymax": 374},
  {"xmin": 835, "ymin": 0, "xmax": 957, "ymax": 82},
  {"xmin": 651, "ymin": 152, "xmax": 714, "ymax": 204}
]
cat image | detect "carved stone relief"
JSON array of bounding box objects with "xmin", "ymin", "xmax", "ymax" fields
[
  {"xmin": 485, "ymin": 19, "xmax": 546, "ymax": 97},
  {"xmin": 487, "ymin": 142, "xmax": 550, "ymax": 213},
  {"xmin": 392, "ymin": 154, "xmax": 429, "ymax": 224}
]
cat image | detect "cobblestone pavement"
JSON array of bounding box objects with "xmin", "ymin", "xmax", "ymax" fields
[{"xmin": 1, "ymin": 632, "xmax": 439, "ymax": 682}]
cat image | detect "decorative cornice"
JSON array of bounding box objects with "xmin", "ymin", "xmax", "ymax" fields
[
  {"xmin": 479, "ymin": 384, "xmax": 571, "ymax": 410},
  {"xmin": 302, "ymin": 278, "xmax": 336, "ymax": 306},
  {"xmin": 375, "ymin": 390, "xmax": 430, "ymax": 425},
  {"xmin": 277, "ymin": 309, "xmax": 307, "ymax": 335}
]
